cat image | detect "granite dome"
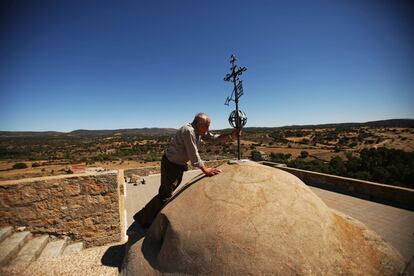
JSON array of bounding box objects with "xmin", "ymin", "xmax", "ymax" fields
[{"xmin": 122, "ymin": 161, "xmax": 404, "ymax": 275}]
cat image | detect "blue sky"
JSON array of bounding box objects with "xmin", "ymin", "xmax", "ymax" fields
[{"xmin": 0, "ymin": 0, "xmax": 413, "ymax": 131}]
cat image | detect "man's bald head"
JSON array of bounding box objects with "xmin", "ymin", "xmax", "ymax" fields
[{"xmin": 192, "ymin": 112, "xmax": 211, "ymax": 125}]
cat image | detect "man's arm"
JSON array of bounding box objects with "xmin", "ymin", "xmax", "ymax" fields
[
  {"xmin": 205, "ymin": 129, "xmax": 240, "ymax": 143},
  {"xmin": 182, "ymin": 129, "xmax": 222, "ymax": 176}
]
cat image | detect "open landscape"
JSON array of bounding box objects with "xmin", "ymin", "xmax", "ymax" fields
[{"xmin": 1, "ymin": 119, "xmax": 413, "ymax": 188}]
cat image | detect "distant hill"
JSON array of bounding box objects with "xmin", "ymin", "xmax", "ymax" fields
[
  {"xmin": 68, "ymin": 128, "xmax": 177, "ymax": 136},
  {"xmin": 243, "ymin": 119, "xmax": 414, "ymax": 131},
  {"xmin": 281, "ymin": 119, "xmax": 414, "ymax": 129},
  {"xmin": 1, "ymin": 119, "xmax": 413, "ymax": 138},
  {"xmin": 0, "ymin": 128, "xmax": 177, "ymax": 138}
]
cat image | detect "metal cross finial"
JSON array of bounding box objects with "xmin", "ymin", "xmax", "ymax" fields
[
  {"xmin": 224, "ymin": 54, "xmax": 248, "ymax": 160},
  {"xmin": 224, "ymin": 55, "xmax": 247, "ymax": 83},
  {"xmin": 230, "ymin": 54, "xmax": 236, "ymax": 64}
]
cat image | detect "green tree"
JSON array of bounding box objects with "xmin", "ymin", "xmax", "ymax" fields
[{"xmin": 329, "ymin": 156, "xmax": 346, "ymax": 176}]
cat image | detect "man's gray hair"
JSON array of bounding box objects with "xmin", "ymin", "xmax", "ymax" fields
[{"xmin": 192, "ymin": 112, "xmax": 211, "ymax": 125}]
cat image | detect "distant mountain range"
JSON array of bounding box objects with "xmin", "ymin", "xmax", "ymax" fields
[
  {"xmin": 0, "ymin": 128, "xmax": 177, "ymax": 138},
  {"xmin": 1, "ymin": 119, "xmax": 413, "ymax": 137}
]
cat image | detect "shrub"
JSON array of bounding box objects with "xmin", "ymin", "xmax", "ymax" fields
[
  {"xmin": 270, "ymin": 153, "xmax": 291, "ymax": 163},
  {"xmin": 12, "ymin": 162, "xmax": 28, "ymax": 169},
  {"xmin": 251, "ymin": 150, "xmax": 264, "ymax": 161},
  {"xmin": 31, "ymin": 162, "xmax": 41, "ymax": 167}
]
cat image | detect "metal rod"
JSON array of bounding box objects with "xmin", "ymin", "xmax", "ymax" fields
[
  {"xmin": 233, "ymin": 78, "xmax": 241, "ymax": 160},
  {"xmin": 224, "ymin": 54, "xmax": 246, "ymax": 160}
]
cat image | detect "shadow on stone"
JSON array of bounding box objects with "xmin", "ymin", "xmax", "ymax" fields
[
  {"xmin": 140, "ymin": 213, "xmax": 170, "ymax": 271},
  {"xmin": 101, "ymin": 244, "xmax": 127, "ymax": 271},
  {"xmin": 127, "ymin": 224, "xmax": 147, "ymax": 245},
  {"xmin": 101, "ymin": 223, "xmax": 146, "ymax": 272}
]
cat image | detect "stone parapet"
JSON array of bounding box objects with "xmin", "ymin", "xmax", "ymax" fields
[
  {"xmin": 261, "ymin": 161, "xmax": 414, "ymax": 211},
  {"xmin": 0, "ymin": 171, "xmax": 125, "ymax": 247}
]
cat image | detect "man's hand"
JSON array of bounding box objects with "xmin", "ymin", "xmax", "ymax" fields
[{"xmin": 201, "ymin": 166, "xmax": 223, "ymax": 177}]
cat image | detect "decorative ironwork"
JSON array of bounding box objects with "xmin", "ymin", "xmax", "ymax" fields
[
  {"xmin": 228, "ymin": 110, "xmax": 247, "ymax": 129},
  {"xmin": 224, "ymin": 54, "xmax": 247, "ymax": 160}
]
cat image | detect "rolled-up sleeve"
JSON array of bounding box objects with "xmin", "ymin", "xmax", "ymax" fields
[{"xmin": 183, "ymin": 129, "xmax": 204, "ymax": 168}]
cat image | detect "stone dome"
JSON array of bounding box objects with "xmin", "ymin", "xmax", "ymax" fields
[{"xmin": 122, "ymin": 161, "xmax": 404, "ymax": 275}]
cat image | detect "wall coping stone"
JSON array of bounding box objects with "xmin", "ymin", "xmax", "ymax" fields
[
  {"xmin": 0, "ymin": 170, "xmax": 118, "ymax": 186},
  {"xmin": 260, "ymin": 161, "xmax": 414, "ymax": 211}
]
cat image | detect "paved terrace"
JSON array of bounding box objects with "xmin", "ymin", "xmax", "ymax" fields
[{"xmin": 125, "ymin": 169, "xmax": 414, "ymax": 262}]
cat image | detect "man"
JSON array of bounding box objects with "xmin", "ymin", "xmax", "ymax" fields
[{"xmin": 133, "ymin": 112, "xmax": 238, "ymax": 229}]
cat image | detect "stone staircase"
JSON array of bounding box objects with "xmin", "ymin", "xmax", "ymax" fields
[{"xmin": 0, "ymin": 226, "xmax": 84, "ymax": 274}]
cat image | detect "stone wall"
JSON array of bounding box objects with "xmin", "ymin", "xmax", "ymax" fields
[
  {"xmin": 0, "ymin": 171, "xmax": 125, "ymax": 247},
  {"xmin": 261, "ymin": 161, "xmax": 414, "ymax": 211}
]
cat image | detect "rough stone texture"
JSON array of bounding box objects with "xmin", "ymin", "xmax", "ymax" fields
[
  {"xmin": 122, "ymin": 161, "xmax": 405, "ymax": 275},
  {"xmin": 124, "ymin": 159, "xmax": 229, "ymax": 179},
  {"xmin": 262, "ymin": 161, "xmax": 414, "ymax": 211},
  {"xmin": 0, "ymin": 171, "xmax": 123, "ymax": 247}
]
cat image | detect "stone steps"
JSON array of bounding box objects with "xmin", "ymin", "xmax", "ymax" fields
[
  {"xmin": 62, "ymin": 241, "xmax": 84, "ymax": 255},
  {"xmin": 0, "ymin": 226, "xmax": 85, "ymax": 272},
  {"xmin": 0, "ymin": 231, "xmax": 31, "ymax": 266},
  {"xmin": 0, "ymin": 226, "xmax": 13, "ymax": 243},
  {"xmin": 8, "ymin": 235, "xmax": 49, "ymax": 269},
  {"xmin": 38, "ymin": 237, "xmax": 67, "ymax": 259}
]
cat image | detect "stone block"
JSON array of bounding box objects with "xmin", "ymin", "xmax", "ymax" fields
[
  {"xmin": 39, "ymin": 238, "xmax": 66, "ymax": 258},
  {"xmin": 0, "ymin": 197, "xmax": 10, "ymax": 208},
  {"xmin": 34, "ymin": 201, "xmax": 48, "ymax": 212},
  {"xmin": 47, "ymin": 197, "xmax": 65, "ymax": 209},
  {"xmin": 62, "ymin": 242, "xmax": 83, "ymax": 255},
  {"xmin": 2, "ymin": 191, "xmax": 22, "ymax": 205},
  {"xmin": 88, "ymin": 182, "xmax": 106, "ymax": 195},
  {"xmin": 16, "ymin": 206, "xmax": 38, "ymax": 220},
  {"xmin": 64, "ymin": 183, "xmax": 81, "ymax": 196},
  {"xmin": 84, "ymin": 217, "xmax": 94, "ymax": 227}
]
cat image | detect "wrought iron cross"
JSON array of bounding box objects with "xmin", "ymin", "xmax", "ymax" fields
[{"xmin": 224, "ymin": 54, "xmax": 247, "ymax": 160}]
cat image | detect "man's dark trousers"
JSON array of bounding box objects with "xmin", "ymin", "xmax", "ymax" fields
[{"xmin": 133, "ymin": 154, "xmax": 185, "ymax": 227}]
